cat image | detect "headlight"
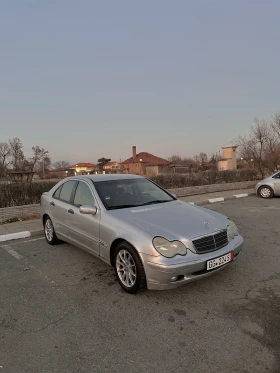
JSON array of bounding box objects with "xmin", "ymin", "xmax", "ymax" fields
[
  {"xmin": 153, "ymin": 237, "xmax": 187, "ymax": 258},
  {"xmin": 227, "ymin": 219, "xmax": 239, "ymax": 240}
]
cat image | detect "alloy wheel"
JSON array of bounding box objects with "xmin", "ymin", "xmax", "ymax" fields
[
  {"xmin": 45, "ymin": 219, "xmax": 54, "ymax": 241},
  {"xmin": 116, "ymin": 249, "xmax": 137, "ymax": 287}
]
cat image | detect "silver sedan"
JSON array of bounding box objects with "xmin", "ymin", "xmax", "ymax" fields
[
  {"xmin": 255, "ymin": 171, "xmax": 280, "ymax": 198},
  {"xmin": 41, "ymin": 174, "xmax": 244, "ymax": 293}
]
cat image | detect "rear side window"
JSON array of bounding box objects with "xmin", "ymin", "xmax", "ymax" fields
[
  {"xmin": 73, "ymin": 182, "xmax": 95, "ymax": 207},
  {"xmin": 59, "ymin": 180, "xmax": 77, "ymax": 203},
  {"xmin": 53, "ymin": 186, "xmax": 62, "ymax": 199}
]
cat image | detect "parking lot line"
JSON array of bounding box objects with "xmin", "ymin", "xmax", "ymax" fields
[{"xmin": 3, "ymin": 245, "xmax": 23, "ymax": 260}]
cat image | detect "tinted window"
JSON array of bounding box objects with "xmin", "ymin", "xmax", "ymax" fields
[
  {"xmin": 74, "ymin": 182, "xmax": 95, "ymax": 207},
  {"xmin": 59, "ymin": 180, "xmax": 76, "ymax": 203},
  {"xmin": 53, "ymin": 185, "xmax": 62, "ymax": 199},
  {"xmin": 94, "ymin": 178, "xmax": 173, "ymax": 210}
]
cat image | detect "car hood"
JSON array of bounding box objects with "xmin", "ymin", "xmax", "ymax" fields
[{"xmin": 110, "ymin": 200, "xmax": 228, "ymax": 240}]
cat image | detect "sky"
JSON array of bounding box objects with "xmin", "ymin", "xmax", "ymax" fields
[{"xmin": 1, "ymin": 0, "xmax": 280, "ymax": 164}]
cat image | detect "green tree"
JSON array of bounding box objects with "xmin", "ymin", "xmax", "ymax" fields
[{"xmin": 97, "ymin": 158, "xmax": 111, "ymax": 168}]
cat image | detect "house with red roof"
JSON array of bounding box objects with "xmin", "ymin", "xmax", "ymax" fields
[
  {"xmin": 69, "ymin": 162, "xmax": 97, "ymax": 175},
  {"xmin": 122, "ymin": 146, "xmax": 169, "ymax": 176},
  {"xmin": 103, "ymin": 161, "xmax": 122, "ymax": 173}
]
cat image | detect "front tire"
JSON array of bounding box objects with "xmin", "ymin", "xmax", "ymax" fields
[
  {"xmin": 258, "ymin": 186, "xmax": 274, "ymax": 198},
  {"xmin": 114, "ymin": 242, "xmax": 147, "ymax": 294},
  {"xmin": 44, "ymin": 217, "xmax": 60, "ymax": 245}
]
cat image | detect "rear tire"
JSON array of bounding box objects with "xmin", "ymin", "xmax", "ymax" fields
[
  {"xmin": 44, "ymin": 216, "xmax": 60, "ymax": 245},
  {"xmin": 113, "ymin": 242, "xmax": 147, "ymax": 294},
  {"xmin": 258, "ymin": 186, "xmax": 274, "ymax": 198}
]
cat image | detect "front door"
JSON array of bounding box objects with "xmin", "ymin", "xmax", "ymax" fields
[{"xmin": 67, "ymin": 181, "xmax": 100, "ymax": 255}]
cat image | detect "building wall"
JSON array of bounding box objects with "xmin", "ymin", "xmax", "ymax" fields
[
  {"xmin": 71, "ymin": 166, "xmax": 96, "ymax": 175},
  {"xmin": 104, "ymin": 162, "xmax": 121, "ymax": 170},
  {"xmin": 218, "ymin": 160, "xmax": 229, "ymax": 171},
  {"xmin": 123, "ymin": 163, "xmax": 146, "ymax": 175},
  {"xmin": 146, "ymin": 165, "xmax": 175, "ymax": 176},
  {"xmin": 222, "ymin": 147, "xmax": 237, "ymax": 169},
  {"xmin": 146, "ymin": 166, "xmax": 159, "ymax": 177},
  {"xmin": 222, "ymin": 148, "xmax": 233, "ymax": 159}
]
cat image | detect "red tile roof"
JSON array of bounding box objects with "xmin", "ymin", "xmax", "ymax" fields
[
  {"xmin": 69, "ymin": 163, "xmax": 96, "ymax": 169},
  {"xmin": 122, "ymin": 152, "xmax": 169, "ymax": 166}
]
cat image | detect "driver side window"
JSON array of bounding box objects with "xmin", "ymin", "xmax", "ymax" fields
[{"xmin": 73, "ymin": 182, "xmax": 96, "ymax": 207}]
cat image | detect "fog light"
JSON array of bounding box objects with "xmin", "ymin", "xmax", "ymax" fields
[{"xmin": 171, "ymin": 275, "xmax": 185, "ymax": 282}]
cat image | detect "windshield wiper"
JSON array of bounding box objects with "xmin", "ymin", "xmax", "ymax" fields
[
  {"xmin": 108, "ymin": 204, "xmax": 137, "ymax": 210},
  {"xmin": 138, "ymin": 200, "xmax": 172, "ymax": 206}
]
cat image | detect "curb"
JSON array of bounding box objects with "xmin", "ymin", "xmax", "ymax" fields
[
  {"xmin": 0, "ymin": 228, "xmax": 44, "ymax": 243},
  {"xmin": 188, "ymin": 192, "xmax": 255, "ymax": 206},
  {"xmin": 0, "ymin": 231, "xmax": 31, "ymax": 243}
]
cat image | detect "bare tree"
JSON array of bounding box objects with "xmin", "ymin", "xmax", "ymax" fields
[
  {"xmin": 168, "ymin": 155, "xmax": 195, "ymax": 164},
  {"xmin": 194, "ymin": 152, "xmax": 208, "ymax": 164},
  {"xmin": 28, "ymin": 146, "xmax": 49, "ymax": 172},
  {"xmin": 0, "ymin": 142, "xmax": 11, "ymax": 170},
  {"xmin": 52, "ymin": 161, "xmax": 70, "ymax": 170},
  {"xmin": 236, "ymin": 116, "xmax": 280, "ymax": 177},
  {"xmin": 271, "ymin": 112, "xmax": 280, "ymax": 138},
  {"xmin": 9, "ymin": 137, "xmax": 25, "ymax": 170}
]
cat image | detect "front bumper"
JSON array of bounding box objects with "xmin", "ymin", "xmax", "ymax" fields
[{"xmin": 141, "ymin": 236, "xmax": 244, "ymax": 290}]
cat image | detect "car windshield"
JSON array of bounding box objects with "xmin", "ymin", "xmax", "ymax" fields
[{"xmin": 93, "ymin": 178, "xmax": 174, "ymax": 210}]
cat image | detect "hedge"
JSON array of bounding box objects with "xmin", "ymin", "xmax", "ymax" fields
[
  {"xmin": 149, "ymin": 170, "xmax": 258, "ymax": 189},
  {"xmin": 0, "ymin": 182, "xmax": 57, "ymax": 208},
  {"xmin": 0, "ymin": 170, "xmax": 258, "ymax": 208}
]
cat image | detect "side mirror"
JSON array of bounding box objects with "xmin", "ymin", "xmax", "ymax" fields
[
  {"xmin": 80, "ymin": 205, "xmax": 97, "ymax": 215},
  {"xmin": 170, "ymin": 193, "xmax": 177, "ymax": 199}
]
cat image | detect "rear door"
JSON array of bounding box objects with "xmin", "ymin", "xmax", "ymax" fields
[
  {"xmin": 50, "ymin": 180, "xmax": 77, "ymax": 237},
  {"xmin": 67, "ymin": 180, "xmax": 100, "ymax": 255}
]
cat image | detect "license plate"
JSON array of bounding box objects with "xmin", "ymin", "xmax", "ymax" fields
[{"xmin": 206, "ymin": 252, "xmax": 234, "ymax": 271}]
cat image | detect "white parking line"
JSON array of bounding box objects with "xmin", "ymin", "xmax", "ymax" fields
[
  {"xmin": 2, "ymin": 244, "xmax": 56, "ymax": 285},
  {"xmin": 234, "ymin": 193, "xmax": 249, "ymax": 198},
  {"xmin": 22, "ymin": 237, "xmax": 45, "ymax": 244},
  {"xmin": 3, "ymin": 245, "xmax": 23, "ymax": 260}
]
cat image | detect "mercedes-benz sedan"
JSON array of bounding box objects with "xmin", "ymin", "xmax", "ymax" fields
[{"xmin": 41, "ymin": 174, "xmax": 244, "ymax": 293}]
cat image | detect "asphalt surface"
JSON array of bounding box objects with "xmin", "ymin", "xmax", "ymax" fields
[{"xmin": 1, "ymin": 196, "xmax": 280, "ymax": 373}]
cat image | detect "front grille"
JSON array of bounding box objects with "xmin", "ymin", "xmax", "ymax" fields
[{"xmin": 192, "ymin": 230, "xmax": 229, "ymax": 253}]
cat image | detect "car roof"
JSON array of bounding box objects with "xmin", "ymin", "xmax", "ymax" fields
[{"xmin": 68, "ymin": 174, "xmax": 143, "ymax": 182}]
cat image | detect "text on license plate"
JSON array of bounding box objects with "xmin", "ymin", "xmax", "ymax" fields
[{"xmin": 206, "ymin": 252, "xmax": 234, "ymax": 271}]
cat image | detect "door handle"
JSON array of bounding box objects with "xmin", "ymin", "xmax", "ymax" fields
[
  {"xmin": 50, "ymin": 201, "xmax": 55, "ymax": 206},
  {"xmin": 68, "ymin": 209, "xmax": 74, "ymax": 214}
]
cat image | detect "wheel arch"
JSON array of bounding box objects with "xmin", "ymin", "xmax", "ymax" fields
[
  {"xmin": 109, "ymin": 238, "xmax": 145, "ymax": 268},
  {"xmin": 110, "ymin": 238, "xmax": 134, "ymax": 266},
  {"xmin": 42, "ymin": 213, "xmax": 50, "ymax": 224}
]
